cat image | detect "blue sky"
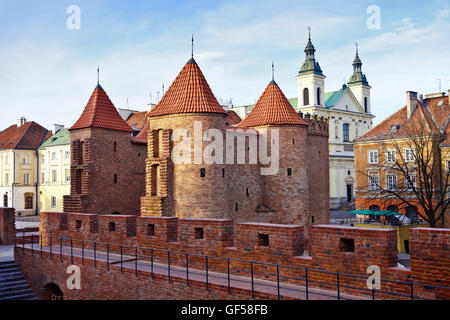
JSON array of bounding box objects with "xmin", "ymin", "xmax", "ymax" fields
[{"xmin": 0, "ymin": 0, "xmax": 449, "ymax": 130}]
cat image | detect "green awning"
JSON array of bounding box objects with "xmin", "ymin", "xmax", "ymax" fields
[{"xmin": 349, "ymin": 210, "xmax": 401, "ymax": 217}]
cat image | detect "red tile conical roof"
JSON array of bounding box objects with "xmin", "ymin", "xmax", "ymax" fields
[
  {"xmin": 148, "ymin": 58, "xmax": 227, "ymax": 117},
  {"xmin": 71, "ymin": 84, "xmax": 133, "ymax": 132},
  {"xmin": 238, "ymin": 81, "xmax": 307, "ymax": 128}
]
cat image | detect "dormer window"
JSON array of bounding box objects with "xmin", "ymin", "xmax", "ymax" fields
[{"xmin": 390, "ymin": 124, "xmax": 400, "ymax": 133}]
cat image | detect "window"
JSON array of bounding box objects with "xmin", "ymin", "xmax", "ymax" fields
[
  {"xmin": 339, "ymin": 238, "xmax": 355, "ymax": 253},
  {"xmin": 235, "ymin": 203, "xmax": 238, "ymax": 212},
  {"xmin": 52, "ymin": 152, "xmax": 57, "ymax": 161},
  {"xmin": 24, "ymin": 194, "xmax": 33, "ymax": 210},
  {"xmin": 405, "ymin": 174, "xmax": 416, "ymax": 191},
  {"xmin": 51, "ymin": 196, "xmax": 56, "ymax": 208},
  {"xmin": 246, "ymin": 188, "xmax": 249, "ymax": 197},
  {"xmin": 369, "ymin": 174, "xmax": 379, "ymax": 191},
  {"xmin": 364, "ymin": 97, "xmax": 368, "ymax": 113},
  {"xmin": 76, "ymin": 220, "xmax": 82, "ymax": 229},
  {"xmin": 109, "ymin": 222, "xmax": 116, "ymax": 232},
  {"xmin": 303, "ymin": 88, "xmax": 309, "ymax": 105},
  {"xmin": 387, "ymin": 175, "xmax": 398, "ymax": 191},
  {"xmin": 41, "ymin": 173, "xmax": 45, "ymax": 183},
  {"xmin": 258, "ymin": 234, "xmax": 269, "ymax": 247},
  {"xmin": 23, "ymin": 173, "xmax": 30, "ymax": 184},
  {"xmin": 386, "ymin": 149, "xmax": 396, "ymax": 163},
  {"xmin": 222, "ymin": 168, "xmax": 225, "ymax": 178},
  {"xmin": 42, "ymin": 156, "xmax": 45, "ymax": 164},
  {"xmin": 65, "ymin": 151, "xmax": 70, "ymax": 160},
  {"xmin": 52, "ymin": 170, "xmax": 57, "ymax": 183},
  {"xmin": 5, "ymin": 173, "xmax": 9, "ymax": 185},
  {"xmin": 200, "ymin": 168, "xmax": 206, "ymax": 178},
  {"xmin": 147, "ymin": 224, "xmax": 155, "ymax": 236},
  {"xmin": 65, "ymin": 169, "xmax": 70, "ymax": 183},
  {"xmin": 287, "ymin": 168, "xmax": 292, "ymax": 176},
  {"xmin": 195, "ymin": 228, "xmax": 204, "ymax": 240},
  {"xmin": 317, "ymin": 88, "xmax": 321, "ymax": 105},
  {"xmin": 3, "ymin": 194, "xmax": 8, "ymax": 207},
  {"xmin": 114, "ymin": 174, "xmax": 118, "ymax": 184},
  {"xmin": 404, "ymin": 148, "xmax": 415, "ymax": 162},
  {"xmin": 368, "ymin": 151, "xmax": 378, "ymax": 164},
  {"xmin": 343, "ymin": 123, "xmax": 350, "ymax": 142},
  {"xmin": 114, "ymin": 142, "xmax": 117, "ymax": 153}
]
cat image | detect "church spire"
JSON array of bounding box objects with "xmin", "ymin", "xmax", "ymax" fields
[
  {"xmin": 348, "ymin": 43, "xmax": 369, "ymax": 87},
  {"xmin": 298, "ymin": 27, "xmax": 324, "ymax": 76}
]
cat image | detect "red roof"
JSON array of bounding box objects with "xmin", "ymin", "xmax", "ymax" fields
[
  {"xmin": 126, "ymin": 111, "xmax": 148, "ymax": 131},
  {"xmin": 355, "ymin": 95, "xmax": 450, "ymax": 143},
  {"xmin": 225, "ymin": 110, "xmax": 242, "ymax": 125},
  {"xmin": 148, "ymin": 58, "xmax": 227, "ymax": 117},
  {"xmin": 71, "ymin": 85, "xmax": 133, "ymax": 132},
  {"xmin": 0, "ymin": 121, "xmax": 50, "ymax": 150},
  {"xmin": 238, "ymin": 81, "xmax": 307, "ymax": 128}
]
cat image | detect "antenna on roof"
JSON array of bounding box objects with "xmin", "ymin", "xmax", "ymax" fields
[{"xmin": 162, "ymin": 83, "xmax": 165, "ymax": 96}]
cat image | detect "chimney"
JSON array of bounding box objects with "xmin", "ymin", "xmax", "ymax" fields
[
  {"xmin": 17, "ymin": 117, "xmax": 26, "ymax": 128},
  {"xmin": 52, "ymin": 124, "xmax": 65, "ymax": 133},
  {"xmin": 406, "ymin": 91, "xmax": 418, "ymax": 119}
]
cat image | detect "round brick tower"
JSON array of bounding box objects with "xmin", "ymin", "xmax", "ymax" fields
[
  {"xmin": 238, "ymin": 79, "xmax": 310, "ymax": 227},
  {"xmin": 141, "ymin": 57, "xmax": 229, "ymax": 219}
]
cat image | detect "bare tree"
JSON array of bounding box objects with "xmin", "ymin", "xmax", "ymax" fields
[{"xmin": 359, "ymin": 120, "xmax": 449, "ymax": 228}]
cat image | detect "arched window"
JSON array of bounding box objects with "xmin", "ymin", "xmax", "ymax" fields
[
  {"xmin": 317, "ymin": 88, "xmax": 321, "ymax": 105},
  {"xmin": 24, "ymin": 193, "xmax": 34, "ymax": 210},
  {"xmin": 114, "ymin": 174, "xmax": 118, "ymax": 184},
  {"xmin": 303, "ymin": 88, "xmax": 309, "ymax": 106},
  {"xmin": 406, "ymin": 206, "xmax": 419, "ymax": 223},
  {"xmin": 343, "ymin": 123, "xmax": 350, "ymax": 142},
  {"xmin": 113, "ymin": 142, "xmax": 117, "ymax": 153},
  {"xmin": 364, "ymin": 97, "xmax": 368, "ymax": 113},
  {"xmin": 151, "ymin": 165, "xmax": 159, "ymax": 196}
]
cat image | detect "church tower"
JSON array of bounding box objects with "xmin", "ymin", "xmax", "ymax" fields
[
  {"xmin": 348, "ymin": 44, "xmax": 372, "ymax": 114},
  {"xmin": 296, "ymin": 30, "xmax": 326, "ymax": 109}
]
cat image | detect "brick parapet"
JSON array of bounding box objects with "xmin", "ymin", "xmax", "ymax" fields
[{"xmin": 0, "ymin": 208, "xmax": 15, "ymax": 245}]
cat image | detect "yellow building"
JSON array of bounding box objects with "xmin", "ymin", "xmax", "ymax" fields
[
  {"xmin": 38, "ymin": 126, "xmax": 71, "ymax": 213},
  {"xmin": 0, "ymin": 118, "xmax": 50, "ymax": 216}
]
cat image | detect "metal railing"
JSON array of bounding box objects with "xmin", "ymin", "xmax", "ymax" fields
[{"xmin": 16, "ymin": 233, "xmax": 450, "ymax": 301}]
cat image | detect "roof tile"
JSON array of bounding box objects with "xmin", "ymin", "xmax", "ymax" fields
[
  {"xmin": 71, "ymin": 85, "xmax": 133, "ymax": 132},
  {"xmin": 238, "ymin": 80, "xmax": 307, "ymax": 128},
  {"xmin": 148, "ymin": 58, "xmax": 227, "ymax": 117}
]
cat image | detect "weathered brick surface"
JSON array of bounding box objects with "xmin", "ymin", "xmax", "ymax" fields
[
  {"xmin": 142, "ymin": 113, "xmax": 329, "ymax": 239},
  {"xmin": 63, "ymin": 128, "xmax": 147, "ymax": 216},
  {"xmin": 409, "ymin": 228, "xmax": 450, "ymax": 299},
  {"xmin": 237, "ymin": 222, "xmax": 304, "ymax": 256},
  {"xmin": 0, "ymin": 208, "xmax": 15, "ymax": 245}
]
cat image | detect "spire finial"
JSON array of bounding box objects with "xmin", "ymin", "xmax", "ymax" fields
[
  {"xmin": 355, "ymin": 42, "xmax": 359, "ymax": 55},
  {"xmin": 97, "ymin": 65, "xmax": 100, "ymax": 85},
  {"xmin": 191, "ymin": 34, "xmax": 194, "ymax": 58},
  {"xmin": 308, "ymin": 26, "xmax": 311, "ymax": 40},
  {"xmin": 272, "ymin": 61, "xmax": 274, "ymax": 81}
]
